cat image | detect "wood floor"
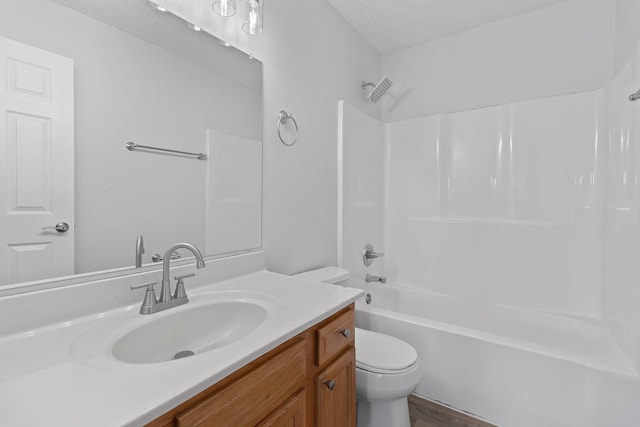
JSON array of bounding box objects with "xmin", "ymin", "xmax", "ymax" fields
[{"xmin": 408, "ymin": 394, "xmax": 497, "ymax": 427}]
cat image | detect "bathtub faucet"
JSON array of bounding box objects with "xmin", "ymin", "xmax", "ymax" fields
[{"xmin": 365, "ymin": 274, "xmax": 386, "ymax": 284}]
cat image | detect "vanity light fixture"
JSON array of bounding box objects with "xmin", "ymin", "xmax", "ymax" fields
[
  {"xmin": 212, "ymin": 0, "xmax": 237, "ymax": 17},
  {"xmin": 149, "ymin": 0, "xmax": 263, "ymax": 53},
  {"xmin": 211, "ymin": 0, "xmax": 264, "ymax": 36},
  {"xmin": 242, "ymin": 0, "xmax": 263, "ymax": 35},
  {"xmin": 148, "ymin": 1, "xmax": 167, "ymax": 12}
]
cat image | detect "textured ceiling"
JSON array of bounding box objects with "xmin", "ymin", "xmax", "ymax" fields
[
  {"xmin": 323, "ymin": 0, "xmax": 568, "ymax": 54},
  {"xmin": 49, "ymin": 0, "xmax": 262, "ymax": 91}
]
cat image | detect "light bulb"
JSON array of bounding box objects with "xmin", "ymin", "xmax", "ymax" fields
[
  {"xmin": 212, "ymin": 0, "xmax": 236, "ymax": 17},
  {"xmin": 242, "ymin": 0, "xmax": 263, "ymax": 35}
]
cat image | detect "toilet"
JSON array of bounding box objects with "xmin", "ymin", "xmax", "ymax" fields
[{"xmin": 293, "ymin": 267, "xmax": 421, "ymax": 427}]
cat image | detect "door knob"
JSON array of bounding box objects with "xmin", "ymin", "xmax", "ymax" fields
[{"xmin": 41, "ymin": 222, "xmax": 69, "ymax": 233}]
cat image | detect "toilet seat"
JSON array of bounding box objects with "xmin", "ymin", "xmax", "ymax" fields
[{"xmin": 355, "ymin": 327, "xmax": 417, "ymax": 375}]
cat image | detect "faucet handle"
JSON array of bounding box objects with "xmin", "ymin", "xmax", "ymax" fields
[
  {"xmin": 363, "ymin": 243, "xmax": 384, "ymax": 266},
  {"xmin": 151, "ymin": 251, "xmax": 181, "ymax": 263},
  {"xmin": 131, "ymin": 281, "xmax": 157, "ymax": 291},
  {"xmin": 173, "ymin": 274, "xmax": 194, "ymax": 300},
  {"xmin": 131, "ymin": 281, "xmax": 158, "ymax": 314}
]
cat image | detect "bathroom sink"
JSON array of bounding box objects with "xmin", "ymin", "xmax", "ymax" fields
[{"xmin": 111, "ymin": 301, "xmax": 268, "ymax": 364}]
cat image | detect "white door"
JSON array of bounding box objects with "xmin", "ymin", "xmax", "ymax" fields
[{"xmin": 0, "ymin": 36, "xmax": 74, "ymax": 286}]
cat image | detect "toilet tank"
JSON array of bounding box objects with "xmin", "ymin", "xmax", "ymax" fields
[{"xmin": 292, "ymin": 266, "xmax": 349, "ymax": 284}]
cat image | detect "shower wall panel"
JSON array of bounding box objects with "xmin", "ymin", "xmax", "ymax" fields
[
  {"xmin": 603, "ymin": 43, "xmax": 640, "ymax": 369},
  {"xmin": 385, "ymin": 91, "xmax": 604, "ymax": 317},
  {"xmin": 338, "ymin": 101, "xmax": 385, "ymax": 279}
]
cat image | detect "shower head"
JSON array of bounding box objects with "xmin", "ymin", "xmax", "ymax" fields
[{"xmin": 361, "ymin": 76, "xmax": 393, "ymax": 103}]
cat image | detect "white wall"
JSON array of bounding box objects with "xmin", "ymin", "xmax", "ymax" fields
[
  {"xmin": 158, "ymin": 0, "xmax": 382, "ymax": 274},
  {"xmin": 0, "ymin": 0, "xmax": 262, "ymax": 273},
  {"xmin": 380, "ymin": 0, "xmax": 616, "ymax": 122},
  {"xmin": 603, "ymin": 41, "xmax": 640, "ymax": 370},
  {"xmin": 614, "ymin": 0, "xmax": 640, "ymax": 72}
]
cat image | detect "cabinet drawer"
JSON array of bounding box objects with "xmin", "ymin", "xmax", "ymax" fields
[
  {"xmin": 175, "ymin": 339, "xmax": 307, "ymax": 427},
  {"xmin": 316, "ymin": 308, "xmax": 354, "ymax": 366},
  {"xmin": 257, "ymin": 388, "xmax": 306, "ymax": 427}
]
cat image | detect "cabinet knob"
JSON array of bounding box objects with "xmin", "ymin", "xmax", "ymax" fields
[
  {"xmin": 323, "ymin": 379, "xmax": 336, "ymax": 391},
  {"xmin": 340, "ymin": 328, "xmax": 351, "ymax": 338}
]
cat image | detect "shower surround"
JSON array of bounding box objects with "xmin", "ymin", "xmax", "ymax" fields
[{"xmin": 338, "ymin": 44, "xmax": 640, "ymax": 426}]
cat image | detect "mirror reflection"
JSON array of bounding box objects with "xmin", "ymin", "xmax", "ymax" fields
[{"xmin": 0, "ymin": 0, "xmax": 263, "ymax": 288}]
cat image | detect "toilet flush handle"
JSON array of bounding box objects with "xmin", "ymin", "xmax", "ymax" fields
[{"xmin": 323, "ymin": 379, "xmax": 336, "ymax": 391}]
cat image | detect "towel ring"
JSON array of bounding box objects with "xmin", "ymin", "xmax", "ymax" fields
[{"xmin": 277, "ymin": 110, "xmax": 298, "ymax": 146}]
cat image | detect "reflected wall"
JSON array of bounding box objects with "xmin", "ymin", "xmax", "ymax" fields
[{"xmin": 0, "ymin": 0, "xmax": 262, "ymax": 282}]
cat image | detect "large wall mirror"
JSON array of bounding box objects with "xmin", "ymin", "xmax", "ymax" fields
[{"xmin": 0, "ymin": 0, "xmax": 263, "ymax": 292}]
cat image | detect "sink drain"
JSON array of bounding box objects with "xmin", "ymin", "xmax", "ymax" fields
[{"xmin": 174, "ymin": 350, "xmax": 195, "ymax": 360}]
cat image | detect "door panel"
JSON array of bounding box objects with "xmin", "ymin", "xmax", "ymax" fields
[{"xmin": 0, "ymin": 35, "xmax": 74, "ymax": 285}]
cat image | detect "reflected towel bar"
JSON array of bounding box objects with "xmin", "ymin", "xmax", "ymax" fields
[{"xmin": 125, "ymin": 141, "xmax": 208, "ymax": 160}]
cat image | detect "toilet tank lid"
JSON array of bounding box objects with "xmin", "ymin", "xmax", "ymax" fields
[{"xmin": 293, "ymin": 266, "xmax": 349, "ymax": 284}]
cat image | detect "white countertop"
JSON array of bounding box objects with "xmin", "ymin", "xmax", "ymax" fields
[{"xmin": 0, "ymin": 269, "xmax": 362, "ymax": 426}]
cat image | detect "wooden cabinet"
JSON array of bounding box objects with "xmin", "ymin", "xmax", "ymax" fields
[
  {"xmin": 175, "ymin": 340, "xmax": 306, "ymax": 427},
  {"xmin": 257, "ymin": 389, "xmax": 306, "ymax": 427},
  {"xmin": 146, "ymin": 304, "xmax": 355, "ymax": 427},
  {"xmin": 316, "ymin": 308, "xmax": 354, "ymax": 366},
  {"xmin": 315, "ymin": 347, "xmax": 356, "ymax": 427}
]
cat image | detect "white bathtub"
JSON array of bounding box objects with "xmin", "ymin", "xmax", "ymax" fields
[{"xmin": 346, "ymin": 279, "xmax": 640, "ymax": 427}]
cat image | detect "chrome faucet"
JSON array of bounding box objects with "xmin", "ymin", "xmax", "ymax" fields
[
  {"xmin": 160, "ymin": 243, "xmax": 206, "ymax": 302},
  {"xmin": 135, "ymin": 235, "xmax": 145, "ymax": 268},
  {"xmin": 365, "ymin": 274, "xmax": 386, "ymax": 284},
  {"xmin": 131, "ymin": 242, "xmax": 206, "ymax": 315}
]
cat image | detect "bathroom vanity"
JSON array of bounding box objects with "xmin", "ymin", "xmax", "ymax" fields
[
  {"xmin": 147, "ymin": 305, "xmax": 356, "ymax": 426},
  {"xmin": 0, "ymin": 251, "xmax": 362, "ymax": 426}
]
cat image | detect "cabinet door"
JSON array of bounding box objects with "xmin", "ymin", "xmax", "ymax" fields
[
  {"xmin": 258, "ymin": 389, "xmax": 306, "ymax": 427},
  {"xmin": 315, "ymin": 347, "xmax": 356, "ymax": 427}
]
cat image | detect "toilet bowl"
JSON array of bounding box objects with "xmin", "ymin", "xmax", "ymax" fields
[
  {"xmin": 355, "ymin": 327, "xmax": 420, "ymax": 427},
  {"xmin": 293, "ymin": 267, "xmax": 421, "ymax": 427}
]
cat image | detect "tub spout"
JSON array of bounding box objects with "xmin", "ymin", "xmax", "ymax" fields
[{"xmin": 365, "ymin": 274, "xmax": 386, "ymax": 284}]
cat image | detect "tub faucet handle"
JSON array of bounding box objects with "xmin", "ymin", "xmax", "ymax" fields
[{"xmin": 363, "ymin": 243, "xmax": 384, "ymax": 266}]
